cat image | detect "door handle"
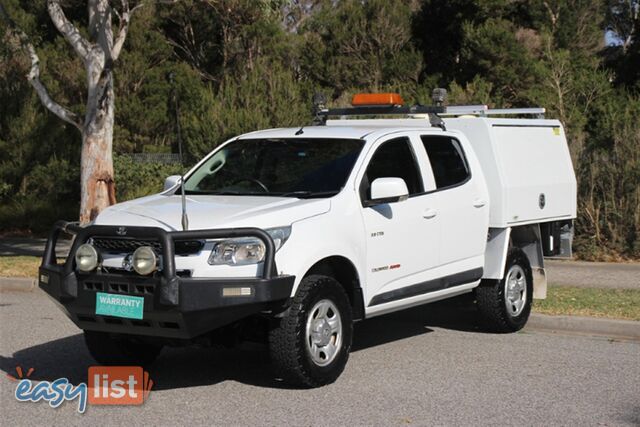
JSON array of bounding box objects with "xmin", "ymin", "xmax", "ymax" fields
[
  {"xmin": 473, "ymin": 199, "xmax": 486, "ymax": 208},
  {"xmin": 423, "ymin": 208, "xmax": 438, "ymax": 219}
]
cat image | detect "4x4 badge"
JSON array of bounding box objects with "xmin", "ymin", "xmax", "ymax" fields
[{"xmin": 116, "ymin": 226, "xmax": 127, "ymax": 236}]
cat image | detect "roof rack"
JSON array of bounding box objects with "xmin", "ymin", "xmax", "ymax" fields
[
  {"xmin": 316, "ymin": 105, "xmax": 444, "ymax": 117},
  {"xmin": 310, "ymin": 90, "xmax": 546, "ymax": 127},
  {"xmin": 439, "ymin": 105, "xmax": 546, "ymax": 118},
  {"xmin": 314, "ymin": 105, "xmax": 446, "ymax": 128},
  {"xmin": 315, "ymin": 104, "xmax": 546, "ymax": 121}
]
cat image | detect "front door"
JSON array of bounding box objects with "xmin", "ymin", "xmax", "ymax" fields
[{"xmin": 359, "ymin": 135, "xmax": 441, "ymax": 306}]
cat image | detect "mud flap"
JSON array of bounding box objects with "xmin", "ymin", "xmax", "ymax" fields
[{"xmin": 532, "ymin": 267, "xmax": 547, "ymax": 299}]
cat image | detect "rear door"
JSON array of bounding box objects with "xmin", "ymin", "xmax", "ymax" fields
[
  {"xmin": 359, "ymin": 134, "xmax": 441, "ymax": 305},
  {"xmin": 419, "ymin": 134, "xmax": 489, "ymax": 274}
]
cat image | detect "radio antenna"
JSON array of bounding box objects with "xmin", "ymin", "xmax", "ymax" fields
[
  {"xmin": 180, "ymin": 175, "xmax": 188, "ymax": 231},
  {"xmin": 168, "ymin": 70, "xmax": 189, "ymax": 231}
]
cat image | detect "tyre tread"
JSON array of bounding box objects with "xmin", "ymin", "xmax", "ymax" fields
[
  {"xmin": 476, "ymin": 249, "xmax": 532, "ymax": 333},
  {"xmin": 269, "ymin": 275, "xmax": 352, "ymax": 388}
]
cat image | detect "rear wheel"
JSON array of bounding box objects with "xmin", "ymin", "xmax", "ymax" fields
[
  {"xmin": 84, "ymin": 330, "xmax": 163, "ymax": 366},
  {"xmin": 476, "ymin": 249, "xmax": 533, "ymax": 332},
  {"xmin": 268, "ymin": 275, "xmax": 353, "ymax": 387}
]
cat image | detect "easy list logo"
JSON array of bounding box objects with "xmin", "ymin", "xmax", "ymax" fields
[{"xmin": 8, "ymin": 365, "xmax": 153, "ymax": 413}]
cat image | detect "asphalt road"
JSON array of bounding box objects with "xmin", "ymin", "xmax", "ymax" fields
[
  {"xmin": 0, "ymin": 237, "xmax": 72, "ymax": 257},
  {"xmin": 1, "ymin": 289, "xmax": 638, "ymax": 426}
]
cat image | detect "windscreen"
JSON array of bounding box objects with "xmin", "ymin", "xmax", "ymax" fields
[{"xmin": 183, "ymin": 138, "xmax": 365, "ymax": 198}]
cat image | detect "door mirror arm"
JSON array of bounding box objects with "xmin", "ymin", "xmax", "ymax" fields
[
  {"xmin": 164, "ymin": 175, "xmax": 182, "ymax": 192},
  {"xmin": 364, "ymin": 194, "xmax": 409, "ymax": 207}
]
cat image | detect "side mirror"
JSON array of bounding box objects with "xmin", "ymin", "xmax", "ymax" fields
[
  {"xmin": 163, "ymin": 175, "xmax": 181, "ymax": 191},
  {"xmin": 367, "ymin": 177, "xmax": 409, "ymax": 206}
]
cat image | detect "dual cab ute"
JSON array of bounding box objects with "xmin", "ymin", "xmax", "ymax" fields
[{"xmin": 40, "ymin": 92, "xmax": 577, "ymax": 387}]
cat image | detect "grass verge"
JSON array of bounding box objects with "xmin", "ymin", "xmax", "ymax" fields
[
  {"xmin": 534, "ymin": 286, "xmax": 640, "ymax": 321},
  {"xmin": 0, "ymin": 256, "xmax": 41, "ymax": 278}
]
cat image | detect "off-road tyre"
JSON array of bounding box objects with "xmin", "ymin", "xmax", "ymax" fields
[
  {"xmin": 269, "ymin": 275, "xmax": 353, "ymax": 388},
  {"xmin": 84, "ymin": 330, "xmax": 163, "ymax": 366},
  {"xmin": 476, "ymin": 249, "xmax": 533, "ymax": 332}
]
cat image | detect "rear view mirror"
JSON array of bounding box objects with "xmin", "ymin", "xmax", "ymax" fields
[
  {"xmin": 163, "ymin": 175, "xmax": 181, "ymax": 191},
  {"xmin": 366, "ymin": 177, "xmax": 409, "ymax": 206}
]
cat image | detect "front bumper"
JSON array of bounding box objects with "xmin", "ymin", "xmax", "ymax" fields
[{"xmin": 39, "ymin": 221, "xmax": 295, "ymax": 339}]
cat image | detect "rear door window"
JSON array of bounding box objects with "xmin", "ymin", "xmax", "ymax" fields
[{"xmin": 420, "ymin": 136, "xmax": 470, "ymax": 189}]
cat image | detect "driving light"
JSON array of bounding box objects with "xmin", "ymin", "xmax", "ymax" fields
[
  {"xmin": 132, "ymin": 246, "xmax": 157, "ymax": 275},
  {"xmin": 75, "ymin": 243, "xmax": 99, "ymax": 272}
]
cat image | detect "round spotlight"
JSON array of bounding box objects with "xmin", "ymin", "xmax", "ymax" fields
[
  {"xmin": 132, "ymin": 246, "xmax": 157, "ymax": 275},
  {"xmin": 75, "ymin": 243, "xmax": 99, "ymax": 272}
]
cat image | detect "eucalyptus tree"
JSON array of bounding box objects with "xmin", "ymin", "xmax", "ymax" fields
[{"xmin": 1, "ymin": 0, "xmax": 144, "ymax": 223}]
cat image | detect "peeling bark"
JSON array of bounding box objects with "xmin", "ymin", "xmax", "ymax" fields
[{"xmin": 81, "ymin": 132, "xmax": 116, "ymax": 223}]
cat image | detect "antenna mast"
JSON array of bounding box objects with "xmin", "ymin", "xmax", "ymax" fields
[{"xmin": 180, "ymin": 175, "xmax": 188, "ymax": 231}]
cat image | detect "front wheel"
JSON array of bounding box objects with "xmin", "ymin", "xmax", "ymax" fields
[
  {"xmin": 268, "ymin": 275, "xmax": 353, "ymax": 387},
  {"xmin": 84, "ymin": 330, "xmax": 163, "ymax": 366},
  {"xmin": 476, "ymin": 249, "xmax": 533, "ymax": 332}
]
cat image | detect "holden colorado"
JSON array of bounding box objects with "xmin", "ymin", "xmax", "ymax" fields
[{"xmin": 39, "ymin": 91, "xmax": 576, "ymax": 387}]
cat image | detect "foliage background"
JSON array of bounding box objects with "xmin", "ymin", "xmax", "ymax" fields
[{"xmin": 0, "ymin": 0, "xmax": 638, "ymax": 259}]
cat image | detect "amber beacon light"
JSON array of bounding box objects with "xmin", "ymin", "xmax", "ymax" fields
[{"xmin": 351, "ymin": 93, "xmax": 404, "ymax": 107}]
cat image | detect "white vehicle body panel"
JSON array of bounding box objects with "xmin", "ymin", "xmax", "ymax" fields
[
  {"xmin": 358, "ymin": 135, "xmax": 442, "ymax": 303},
  {"xmin": 444, "ymin": 118, "xmax": 577, "ymax": 227}
]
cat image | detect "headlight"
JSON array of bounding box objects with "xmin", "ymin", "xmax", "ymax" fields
[
  {"xmin": 75, "ymin": 243, "xmax": 99, "ymax": 272},
  {"xmin": 208, "ymin": 226, "xmax": 291, "ymax": 266},
  {"xmin": 209, "ymin": 239, "xmax": 266, "ymax": 266},
  {"xmin": 132, "ymin": 246, "xmax": 157, "ymax": 275}
]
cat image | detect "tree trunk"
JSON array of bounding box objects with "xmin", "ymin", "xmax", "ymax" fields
[
  {"xmin": 80, "ymin": 92, "xmax": 116, "ymax": 222},
  {"xmin": 80, "ymin": 0, "xmax": 117, "ymax": 223}
]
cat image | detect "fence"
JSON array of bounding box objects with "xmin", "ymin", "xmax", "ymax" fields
[{"xmin": 125, "ymin": 153, "xmax": 182, "ymax": 164}]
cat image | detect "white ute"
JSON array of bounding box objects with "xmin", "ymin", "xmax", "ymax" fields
[{"xmin": 39, "ymin": 91, "xmax": 576, "ymax": 387}]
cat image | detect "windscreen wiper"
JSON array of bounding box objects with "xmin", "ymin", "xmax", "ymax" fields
[
  {"xmin": 279, "ymin": 191, "xmax": 339, "ymax": 199},
  {"xmin": 184, "ymin": 190, "xmax": 237, "ymax": 195}
]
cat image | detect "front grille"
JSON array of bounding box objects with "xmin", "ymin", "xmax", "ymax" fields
[
  {"xmin": 92, "ymin": 237, "xmax": 161, "ymax": 253},
  {"xmin": 90, "ymin": 237, "xmax": 204, "ymax": 256}
]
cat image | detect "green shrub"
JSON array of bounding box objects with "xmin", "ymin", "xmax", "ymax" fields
[
  {"xmin": 574, "ymin": 95, "xmax": 640, "ymax": 260},
  {"xmin": 0, "ymin": 196, "xmax": 79, "ymax": 234},
  {"xmin": 114, "ymin": 154, "xmax": 186, "ymax": 201},
  {"xmin": 0, "ymin": 157, "xmax": 80, "ymax": 234}
]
